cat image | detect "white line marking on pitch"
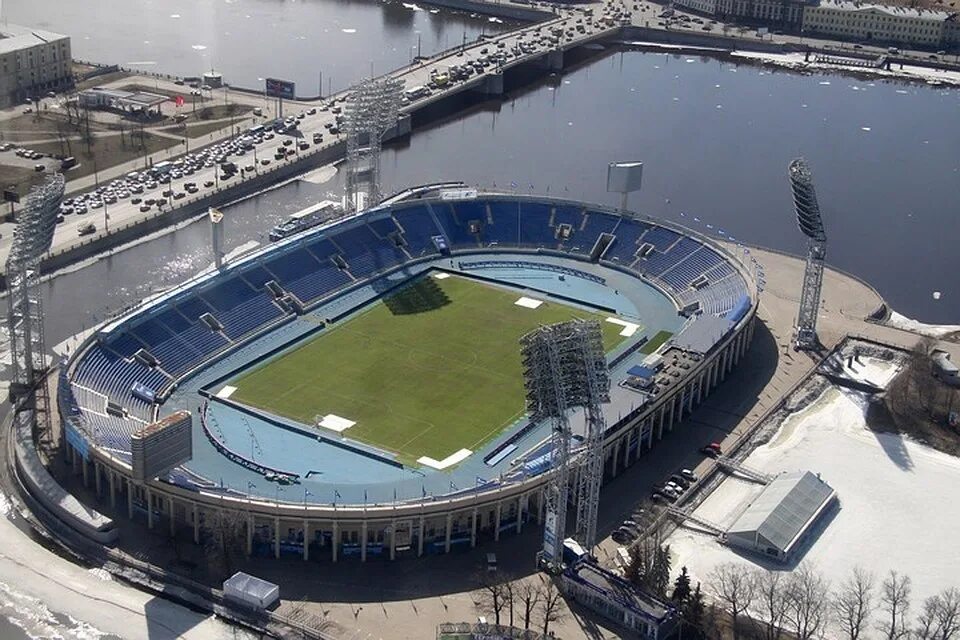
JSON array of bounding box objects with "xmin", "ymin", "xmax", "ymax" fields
[
  {"xmin": 317, "ymin": 414, "xmax": 356, "ymax": 433},
  {"xmin": 417, "ymin": 448, "xmax": 472, "ymax": 470},
  {"xmin": 216, "ymin": 385, "xmax": 237, "ymax": 399},
  {"xmin": 606, "ymin": 317, "xmax": 640, "ymax": 337},
  {"xmin": 515, "ymin": 296, "xmax": 543, "ymax": 309},
  {"xmin": 433, "ymin": 272, "xmax": 451, "ymax": 279}
]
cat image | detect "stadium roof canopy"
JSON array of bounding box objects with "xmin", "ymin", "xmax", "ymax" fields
[{"xmin": 726, "ymin": 471, "xmax": 836, "ymax": 560}]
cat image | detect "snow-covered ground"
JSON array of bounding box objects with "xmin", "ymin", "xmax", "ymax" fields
[
  {"xmin": 887, "ymin": 310, "xmax": 960, "ymax": 339},
  {"xmin": 669, "ymin": 357, "xmax": 960, "ymax": 603},
  {"xmin": 0, "ymin": 492, "xmax": 257, "ymax": 640},
  {"xmin": 731, "ymin": 50, "xmax": 960, "ymax": 87}
]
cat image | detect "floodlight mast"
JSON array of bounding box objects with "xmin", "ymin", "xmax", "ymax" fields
[
  {"xmin": 6, "ymin": 174, "xmax": 65, "ymax": 442},
  {"xmin": 789, "ymin": 158, "xmax": 827, "ymax": 351},
  {"xmin": 343, "ymin": 76, "xmax": 403, "ymax": 213},
  {"xmin": 521, "ymin": 319, "xmax": 610, "ymax": 572}
]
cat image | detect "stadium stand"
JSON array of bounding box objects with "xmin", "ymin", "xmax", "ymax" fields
[{"xmin": 68, "ymin": 196, "xmax": 749, "ymax": 444}]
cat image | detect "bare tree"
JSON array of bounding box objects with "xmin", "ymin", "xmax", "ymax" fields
[
  {"xmin": 834, "ymin": 566, "xmax": 876, "ymax": 640},
  {"xmin": 754, "ymin": 569, "xmax": 790, "ymax": 640},
  {"xmin": 708, "ymin": 562, "xmax": 757, "ymax": 640},
  {"xmin": 502, "ymin": 580, "xmax": 516, "ymax": 629},
  {"xmin": 915, "ymin": 588, "xmax": 960, "ymax": 640},
  {"xmin": 879, "ymin": 570, "xmax": 912, "ymax": 640},
  {"xmin": 517, "ymin": 579, "xmax": 542, "ymax": 631},
  {"xmin": 203, "ymin": 508, "xmax": 248, "ymax": 576},
  {"xmin": 785, "ymin": 564, "xmax": 830, "ymax": 640},
  {"xmin": 475, "ymin": 573, "xmax": 509, "ymax": 626},
  {"xmin": 537, "ymin": 575, "xmax": 565, "ymax": 637}
]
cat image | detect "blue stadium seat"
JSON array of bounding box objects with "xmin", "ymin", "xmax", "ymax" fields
[{"xmin": 392, "ymin": 205, "xmax": 441, "ymax": 256}]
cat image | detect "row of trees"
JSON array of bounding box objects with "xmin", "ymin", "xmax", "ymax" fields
[
  {"xmin": 475, "ymin": 574, "xmax": 566, "ymax": 637},
  {"xmin": 698, "ymin": 562, "xmax": 960, "ymax": 640}
]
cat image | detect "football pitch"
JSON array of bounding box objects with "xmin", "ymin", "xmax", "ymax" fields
[{"xmin": 231, "ymin": 274, "xmax": 630, "ymax": 465}]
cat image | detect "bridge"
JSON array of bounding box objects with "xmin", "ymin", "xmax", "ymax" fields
[
  {"xmin": 0, "ymin": 4, "xmax": 630, "ymax": 279},
  {"xmin": 664, "ymin": 505, "xmax": 726, "ymax": 536},
  {"xmin": 715, "ymin": 455, "xmax": 774, "ymax": 484}
]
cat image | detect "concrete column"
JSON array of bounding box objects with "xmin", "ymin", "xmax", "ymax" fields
[
  {"xmin": 82, "ymin": 457, "xmax": 89, "ymax": 488},
  {"xmin": 656, "ymin": 410, "xmax": 664, "ymax": 440},
  {"xmin": 687, "ymin": 380, "xmax": 695, "ymax": 413},
  {"xmin": 610, "ymin": 439, "xmax": 621, "ymax": 478},
  {"xmin": 696, "ymin": 373, "xmax": 704, "ymax": 404},
  {"xmin": 390, "ymin": 520, "xmax": 396, "ymax": 561},
  {"xmin": 169, "ymin": 497, "xmax": 176, "ymax": 536},
  {"xmin": 668, "ymin": 399, "xmax": 676, "ymax": 431},
  {"xmin": 71, "ymin": 446, "xmax": 79, "ymax": 474},
  {"xmin": 108, "ymin": 471, "xmax": 116, "ymax": 508},
  {"xmin": 303, "ymin": 520, "xmax": 310, "ymax": 561},
  {"xmin": 418, "ymin": 515, "xmax": 425, "ymax": 557},
  {"xmin": 444, "ymin": 514, "xmax": 453, "ymax": 553},
  {"xmin": 622, "ymin": 434, "xmax": 631, "ymax": 473},
  {"xmin": 516, "ymin": 496, "xmax": 523, "ymax": 534},
  {"xmin": 94, "ymin": 462, "xmax": 102, "ymax": 498},
  {"xmin": 537, "ymin": 488, "xmax": 544, "ymax": 525},
  {"xmin": 470, "ymin": 507, "xmax": 478, "ymax": 547},
  {"xmin": 146, "ymin": 487, "xmax": 153, "ymax": 529},
  {"xmin": 247, "ymin": 513, "xmax": 254, "ymax": 556},
  {"xmin": 647, "ymin": 417, "xmax": 655, "ymax": 448},
  {"xmin": 127, "ymin": 479, "xmax": 134, "ymax": 519},
  {"xmin": 634, "ymin": 425, "xmax": 644, "ymax": 462},
  {"xmin": 494, "ymin": 502, "xmax": 502, "ymax": 542},
  {"xmin": 720, "ymin": 349, "xmax": 729, "ymax": 380},
  {"xmin": 193, "ymin": 503, "xmax": 200, "ymax": 544},
  {"xmin": 361, "ymin": 521, "xmax": 368, "ymax": 562},
  {"xmin": 274, "ymin": 516, "xmax": 281, "ymax": 559},
  {"xmin": 332, "ymin": 521, "xmax": 339, "ymax": 562}
]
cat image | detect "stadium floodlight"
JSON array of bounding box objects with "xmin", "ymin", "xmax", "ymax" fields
[
  {"xmin": 521, "ymin": 319, "xmax": 610, "ymax": 571},
  {"xmin": 343, "ymin": 76, "xmax": 404, "ymax": 213},
  {"xmin": 6, "ymin": 173, "xmax": 65, "ymax": 443},
  {"xmin": 788, "ymin": 158, "xmax": 827, "ymax": 350}
]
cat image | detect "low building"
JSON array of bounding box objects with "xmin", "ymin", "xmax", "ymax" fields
[
  {"xmin": 562, "ymin": 560, "xmax": 678, "ymax": 639},
  {"xmin": 77, "ymin": 87, "xmax": 168, "ymax": 117},
  {"xmin": 802, "ymin": 1, "xmax": 953, "ymax": 48},
  {"xmin": 945, "ymin": 14, "xmax": 960, "ymax": 48},
  {"xmin": 724, "ymin": 470, "xmax": 837, "ymax": 563},
  {"xmin": 222, "ymin": 572, "xmax": 279, "ymax": 611},
  {"xmin": 0, "ymin": 24, "xmax": 72, "ymax": 108},
  {"xmin": 716, "ymin": 0, "xmax": 809, "ymax": 29}
]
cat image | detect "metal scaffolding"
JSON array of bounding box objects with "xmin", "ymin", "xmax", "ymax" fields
[
  {"xmin": 521, "ymin": 319, "xmax": 610, "ymax": 571},
  {"xmin": 343, "ymin": 76, "xmax": 403, "ymax": 213},
  {"xmin": 6, "ymin": 174, "xmax": 65, "ymax": 441},
  {"xmin": 789, "ymin": 158, "xmax": 827, "ymax": 351}
]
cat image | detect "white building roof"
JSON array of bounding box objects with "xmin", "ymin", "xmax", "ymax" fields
[
  {"xmin": 223, "ymin": 572, "xmax": 279, "ymax": 600},
  {"xmin": 810, "ymin": 0, "xmax": 953, "ymax": 20},
  {"xmin": 0, "ymin": 23, "xmax": 69, "ymax": 56},
  {"xmin": 726, "ymin": 470, "xmax": 835, "ymax": 555}
]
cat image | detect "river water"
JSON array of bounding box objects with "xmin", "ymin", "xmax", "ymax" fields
[
  {"xmin": 34, "ymin": 49, "xmax": 960, "ymax": 345},
  {"xmin": 6, "ymin": 0, "xmax": 511, "ymax": 93}
]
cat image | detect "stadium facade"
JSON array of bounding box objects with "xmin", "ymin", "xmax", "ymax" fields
[{"xmin": 54, "ymin": 186, "xmax": 759, "ymax": 561}]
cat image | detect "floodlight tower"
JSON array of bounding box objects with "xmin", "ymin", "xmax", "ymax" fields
[
  {"xmin": 521, "ymin": 319, "xmax": 610, "ymax": 571},
  {"xmin": 789, "ymin": 158, "xmax": 827, "ymax": 350},
  {"xmin": 343, "ymin": 76, "xmax": 403, "ymax": 213},
  {"xmin": 6, "ymin": 174, "xmax": 65, "ymax": 439}
]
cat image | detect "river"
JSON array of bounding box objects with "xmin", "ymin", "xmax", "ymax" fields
[{"xmin": 6, "ymin": 0, "xmax": 512, "ymax": 93}]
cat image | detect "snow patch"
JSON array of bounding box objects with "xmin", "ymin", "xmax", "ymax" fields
[{"xmin": 887, "ymin": 310, "xmax": 960, "ymax": 338}]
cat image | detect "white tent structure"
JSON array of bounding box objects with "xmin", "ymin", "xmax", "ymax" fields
[
  {"xmin": 725, "ymin": 471, "xmax": 836, "ymax": 563},
  {"xmin": 223, "ymin": 572, "xmax": 280, "ymax": 611}
]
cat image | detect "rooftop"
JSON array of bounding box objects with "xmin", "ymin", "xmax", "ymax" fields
[
  {"xmin": 726, "ymin": 470, "xmax": 836, "ymax": 554},
  {"xmin": 566, "ymin": 561, "xmax": 675, "ymax": 622},
  {"xmin": 0, "ymin": 23, "xmax": 69, "ymax": 56},
  {"xmin": 810, "ymin": 0, "xmax": 954, "ymax": 20}
]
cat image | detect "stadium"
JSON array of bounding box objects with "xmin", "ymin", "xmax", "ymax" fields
[{"xmin": 56, "ymin": 184, "xmax": 759, "ymax": 562}]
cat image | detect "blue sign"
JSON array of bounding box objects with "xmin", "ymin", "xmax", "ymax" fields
[{"xmin": 265, "ymin": 77, "xmax": 296, "ymax": 100}]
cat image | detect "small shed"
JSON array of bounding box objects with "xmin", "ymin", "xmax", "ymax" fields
[{"xmin": 223, "ymin": 572, "xmax": 279, "ymax": 611}]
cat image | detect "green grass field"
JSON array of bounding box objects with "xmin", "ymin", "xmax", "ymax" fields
[{"xmin": 231, "ymin": 275, "xmax": 628, "ymax": 465}]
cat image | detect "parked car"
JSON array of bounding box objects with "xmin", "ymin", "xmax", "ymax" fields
[{"xmin": 680, "ymin": 468, "xmax": 699, "ymax": 482}]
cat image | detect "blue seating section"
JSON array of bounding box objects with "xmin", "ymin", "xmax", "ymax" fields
[
  {"xmin": 392, "ymin": 205, "xmax": 441, "ymax": 256},
  {"xmin": 518, "ymin": 202, "xmax": 553, "ymax": 245},
  {"xmin": 434, "ymin": 203, "xmax": 478, "ymax": 247},
  {"xmin": 641, "ymin": 226, "xmax": 681, "ymax": 252},
  {"xmin": 263, "ymin": 248, "xmax": 319, "ymax": 283},
  {"xmin": 367, "ymin": 217, "xmax": 398, "ymax": 239},
  {"xmin": 642, "ymin": 237, "xmax": 702, "ymax": 277},
  {"xmin": 605, "ymin": 219, "xmax": 651, "ymax": 263},
  {"xmin": 73, "ymin": 346, "xmax": 166, "ymax": 418},
  {"xmin": 71, "ymin": 198, "xmax": 750, "ymax": 440}
]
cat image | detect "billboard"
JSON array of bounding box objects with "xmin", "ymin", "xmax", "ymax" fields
[
  {"xmin": 131, "ymin": 410, "xmax": 193, "ymax": 482},
  {"xmin": 606, "ymin": 161, "xmax": 644, "ymax": 193},
  {"xmin": 265, "ymin": 77, "xmax": 296, "ymax": 100},
  {"xmin": 543, "ymin": 509, "xmax": 558, "ymax": 562}
]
